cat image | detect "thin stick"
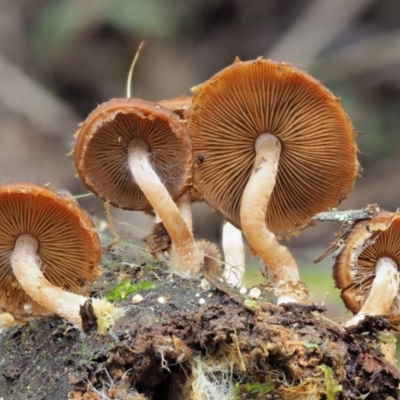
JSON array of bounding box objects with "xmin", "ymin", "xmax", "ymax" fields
[
  {"xmin": 72, "ymin": 192, "xmax": 93, "ymax": 199},
  {"xmin": 126, "ymin": 41, "xmax": 146, "ymax": 98},
  {"xmin": 314, "ymin": 204, "xmax": 380, "ymax": 264}
]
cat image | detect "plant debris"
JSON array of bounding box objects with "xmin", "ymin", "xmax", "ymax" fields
[{"xmin": 1, "ymin": 237, "xmax": 400, "ymax": 399}]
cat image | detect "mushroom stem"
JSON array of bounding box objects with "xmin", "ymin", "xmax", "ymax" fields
[
  {"xmin": 345, "ymin": 257, "xmax": 399, "ymax": 327},
  {"xmin": 176, "ymin": 190, "xmax": 193, "ymax": 232},
  {"xmin": 0, "ymin": 312, "xmax": 22, "ymax": 333},
  {"xmin": 128, "ymin": 140, "xmax": 202, "ymax": 277},
  {"xmin": 240, "ymin": 133, "xmax": 308, "ymax": 304},
  {"xmin": 222, "ymin": 222, "xmax": 245, "ymax": 287},
  {"xmin": 11, "ymin": 234, "xmax": 87, "ymax": 327},
  {"xmin": 11, "ymin": 234, "xmax": 123, "ymax": 332}
]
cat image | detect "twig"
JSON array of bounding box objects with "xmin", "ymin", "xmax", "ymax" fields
[
  {"xmin": 313, "ymin": 204, "xmax": 380, "ymax": 264},
  {"xmin": 312, "ymin": 204, "xmax": 379, "ymax": 223}
]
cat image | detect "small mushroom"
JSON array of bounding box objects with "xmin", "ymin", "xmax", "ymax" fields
[
  {"xmin": 188, "ymin": 58, "xmax": 359, "ymax": 303},
  {"xmin": 0, "ymin": 182, "xmax": 123, "ymax": 333},
  {"xmin": 333, "ymin": 211, "xmax": 400, "ymax": 327},
  {"xmin": 74, "ymin": 98, "xmax": 203, "ymax": 277}
]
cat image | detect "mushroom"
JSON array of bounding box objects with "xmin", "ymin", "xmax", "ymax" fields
[
  {"xmin": 160, "ymin": 96, "xmax": 245, "ymax": 285},
  {"xmin": 158, "ymin": 95, "xmax": 194, "ymax": 230},
  {"xmin": 188, "ymin": 58, "xmax": 359, "ymax": 303},
  {"xmin": 74, "ymin": 98, "xmax": 204, "ymax": 277},
  {"xmin": 158, "ymin": 95, "xmax": 192, "ymax": 121},
  {"xmin": 0, "ymin": 182, "xmax": 123, "ymax": 333},
  {"xmin": 157, "ymin": 96, "xmax": 243, "ymax": 282},
  {"xmin": 333, "ymin": 211, "xmax": 400, "ymax": 327}
]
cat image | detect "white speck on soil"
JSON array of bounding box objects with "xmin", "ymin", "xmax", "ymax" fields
[
  {"xmin": 200, "ymin": 279, "xmax": 211, "ymax": 291},
  {"xmin": 249, "ymin": 287, "xmax": 261, "ymax": 299},
  {"xmin": 157, "ymin": 297, "xmax": 166, "ymax": 305},
  {"xmin": 131, "ymin": 294, "xmax": 144, "ymax": 304},
  {"xmin": 239, "ymin": 287, "xmax": 247, "ymax": 295}
]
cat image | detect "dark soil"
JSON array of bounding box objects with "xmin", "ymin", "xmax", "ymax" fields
[{"xmin": 1, "ymin": 237, "xmax": 400, "ymax": 399}]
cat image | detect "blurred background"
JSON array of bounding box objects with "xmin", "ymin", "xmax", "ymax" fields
[{"xmin": 1, "ymin": 0, "xmax": 400, "ymax": 322}]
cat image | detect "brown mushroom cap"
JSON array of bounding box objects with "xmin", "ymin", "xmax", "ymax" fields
[
  {"xmin": 75, "ymin": 97, "xmax": 193, "ymax": 211},
  {"xmin": 188, "ymin": 58, "xmax": 359, "ymax": 235},
  {"xmin": 0, "ymin": 182, "xmax": 101, "ymax": 317},
  {"xmin": 158, "ymin": 96, "xmax": 192, "ymax": 120},
  {"xmin": 334, "ymin": 211, "xmax": 400, "ymax": 315}
]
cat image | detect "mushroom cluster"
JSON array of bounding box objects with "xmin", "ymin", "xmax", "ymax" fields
[
  {"xmin": 73, "ymin": 97, "xmax": 208, "ymax": 278},
  {"xmin": 71, "ymin": 57, "xmax": 362, "ymax": 306},
  {"xmin": 7, "ymin": 54, "xmax": 397, "ymax": 340}
]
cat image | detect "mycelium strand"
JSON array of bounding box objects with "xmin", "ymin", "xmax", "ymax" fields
[
  {"xmin": 345, "ymin": 257, "xmax": 399, "ymax": 327},
  {"xmin": 240, "ymin": 133, "xmax": 309, "ymax": 304},
  {"xmin": 128, "ymin": 139, "xmax": 202, "ymax": 277},
  {"xmin": 11, "ymin": 234, "xmax": 123, "ymax": 333}
]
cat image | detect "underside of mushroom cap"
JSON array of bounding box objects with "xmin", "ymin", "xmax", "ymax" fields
[
  {"xmin": 158, "ymin": 96, "xmax": 192, "ymax": 120},
  {"xmin": 0, "ymin": 182, "xmax": 101, "ymax": 317},
  {"xmin": 333, "ymin": 211, "xmax": 400, "ymax": 315},
  {"xmin": 189, "ymin": 58, "xmax": 360, "ymax": 236},
  {"xmin": 74, "ymin": 98, "xmax": 193, "ymax": 211}
]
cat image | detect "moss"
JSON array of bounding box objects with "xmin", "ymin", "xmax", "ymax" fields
[
  {"xmin": 319, "ymin": 365, "xmax": 342, "ymax": 400},
  {"xmin": 25, "ymin": 324, "xmax": 38, "ymax": 334},
  {"xmin": 302, "ymin": 341, "xmax": 319, "ymax": 349},
  {"xmin": 152, "ymin": 316, "xmax": 169, "ymax": 323},
  {"xmin": 379, "ymin": 331, "xmax": 397, "ymax": 344},
  {"xmin": 106, "ymin": 279, "xmax": 157, "ymax": 302},
  {"xmin": 243, "ymin": 299, "xmax": 261, "ymax": 310},
  {"xmin": 78, "ymin": 342, "xmax": 96, "ymax": 365}
]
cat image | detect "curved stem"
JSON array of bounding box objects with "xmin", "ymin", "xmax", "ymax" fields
[
  {"xmin": 11, "ymin": 234, "xmax": 87, "ymax": 329},
  {"xmin": 222, "ymin": 221, "xmax": 245, "ymax": 287},
  {"xmin": 11, "ymin": 234, "xmax": 123, "ymax": 332},
  {"xmin": 240, "ymin": 134, "xmax": 308, "ymax": 304},
  {"xmin": 126, "ymin": 41, "xmax": 146, "ymax": 98},
  {"xmin": 346, "ymin": 257, "xmax": 399, "ymax": 327},
  {"xmin": 128, "ymin": 141, "xmax": 202, "ymax": 277}
]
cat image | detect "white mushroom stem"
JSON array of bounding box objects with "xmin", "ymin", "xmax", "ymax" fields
[
  {"xmin": 128, "ymin": 140, "xmax": 202, "ymax": 277},
  {"xmin": 222, "ymin": 221, "xmax": 245, "ymax": 287},
  {"xmin": 176, "ymin": 190, "xmax": 193, "ymax": 232},
  {"xmin": 240, "ymin": 133, "xmax": 308, "ymax": 304},
  {"xmin": 11, "ymin": 234, "xmax": 123, "ymax": 333},
  {"xmin": 345, "ymin": 257, "xmax": 399, "ymax": 327}
]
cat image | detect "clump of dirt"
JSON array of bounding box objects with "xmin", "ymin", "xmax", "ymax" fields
[{"xmin": 1, "ymin": 237, "xmax": 400, "ymax": 399}]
